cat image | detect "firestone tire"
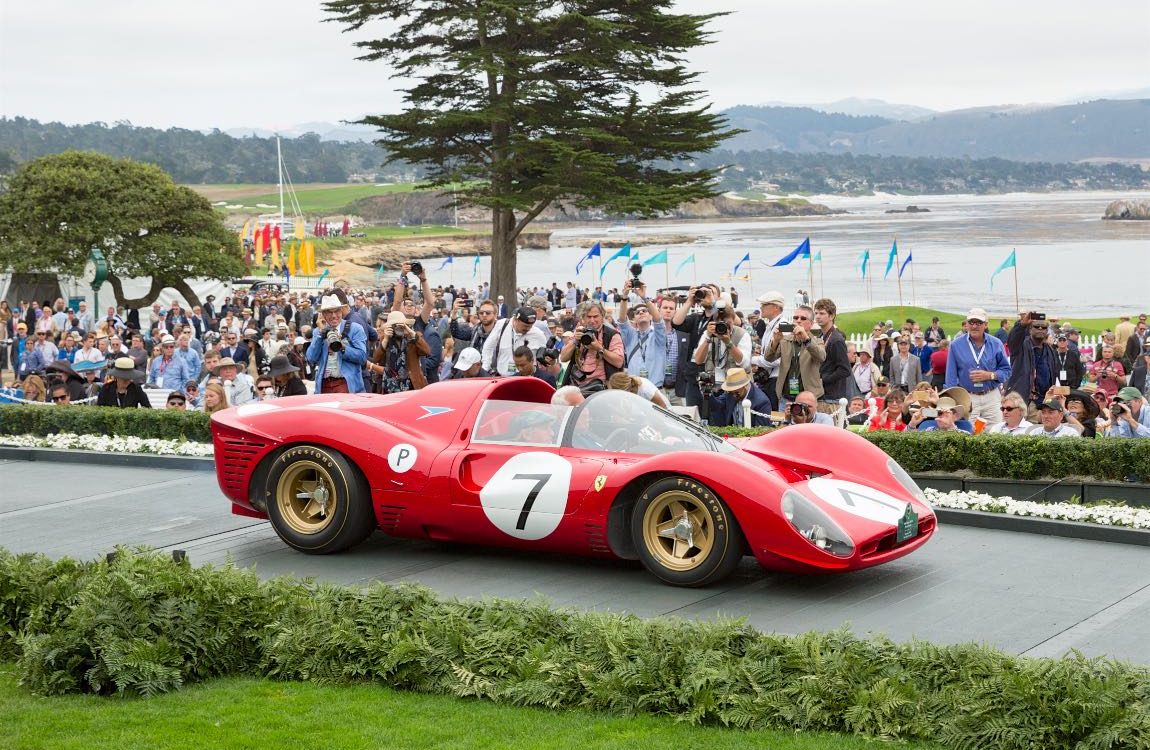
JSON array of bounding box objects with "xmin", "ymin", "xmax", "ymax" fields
[
  {"xmin": 264, "ymin": 445, "xmax": 375, "ymax": 554},
  {"xmin": 631, "ymin": 475, "xmax": 744, "ymax": 587}
]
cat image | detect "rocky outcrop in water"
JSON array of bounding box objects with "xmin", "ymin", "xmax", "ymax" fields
[{"xmin": 1103, "ymin": 199, "xmax": 1150, "ymax": 220}]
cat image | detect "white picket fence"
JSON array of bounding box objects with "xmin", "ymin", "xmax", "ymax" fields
[{"xmin": 843, "ymin": 333, "xmax": 1104, "ymax": 355}]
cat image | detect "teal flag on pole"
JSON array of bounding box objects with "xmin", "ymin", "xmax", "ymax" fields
[
  {"xmin": 675, "ymin": 254, "xmax": 695, "ymax": 275},
  {"xmin": 600, "ymin": 243, "xmax": 631, "ymax": 277},
  {"xmin": 813, "ymin": 250, "xmax": 822, "ymax": 262},
  {"xmin": 990, "ymin": 249, "xmax": 1016, "ymax": 288},
  {"xmin": 643, "ymin": 249, "xmax": 668, "ymax": 266},
  {"xmin": 884, "ymin": 241, "xmax": 898, "ymax": 279},
  {"xmin": 859, "ymin": 250, "xmax": 870, "ymax": 278},
  {"xmin": 472, "ymin": 255, "xmax": 480, "ymax": 278}
]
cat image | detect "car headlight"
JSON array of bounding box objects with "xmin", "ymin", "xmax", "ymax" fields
[
  {"xmin": 780, "ymin": 490, "xmax": 854, "ymax": 557},
  {"xmin": 887, "ymin": 458, "xmax": 929, "ymax": 507}
]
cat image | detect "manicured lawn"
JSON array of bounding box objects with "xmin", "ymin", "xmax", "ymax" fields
[
  {"xmin": 206, "ymin": 183, "xmax": 419, "ymax": 214},
  {"xmin": 836, "ymin": 305, "xmax": 1119, "ymax": 337},
  {"xmin": 0, "ymin": 664, "xmax": 941, "ymax": 750}
]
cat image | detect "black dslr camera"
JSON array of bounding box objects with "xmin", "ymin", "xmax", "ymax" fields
[
  {"xmin": 714, "ymin": 321, "xmax": 729, "ymax": 336},
  {"xmin": 629, "ymin": 262, "xmax": 643, "ymax": 285},
  {"xmin": 693, "ymin": 288, "xmax": 706, "ymax": 302},
  {"xmin": 697, "ymin": 370, "xmax": 716, "ymax": 396},
  {"xmin": 326, "ymin": 328, "xmax": 343, "ymax": 352},
  {"xmin": 409, "ymin": 261, "xmax": 423, "ymax": 277},
  {"xmin": 1031, "ymin": 311, "xmax": 1046, "ymax": 321},
  {"xmin": 579, "ymin": 327, "xmax": 598, "ymax": 346}
]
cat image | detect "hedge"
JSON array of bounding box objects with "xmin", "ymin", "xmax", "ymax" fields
[
  {"xmin": 1, "ymin": 547, "xmax": 1146, "ymax": 748},
  {"xmin": 713, "ymin": 427, "xmax": 1150, "ymax": 483},
  {"xmin": 0, "ymin": 405, "xmax": 211, "ymax": 442}
]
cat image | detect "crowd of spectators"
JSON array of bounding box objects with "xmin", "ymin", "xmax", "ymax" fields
[{"xmin": 1, "ymin": 275, "xmax": 1147, "ymax": 438}]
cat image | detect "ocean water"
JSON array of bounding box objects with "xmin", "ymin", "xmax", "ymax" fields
[{"xmin": 445, "ymin": 190, "xmax": 1149, "ymax": 317}]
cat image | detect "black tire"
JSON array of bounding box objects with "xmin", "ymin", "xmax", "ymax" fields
[
  {"xmin": 264, "ymin": 445, "xmax": 375, "ymax": 554},
  {"xmin": 630, "ymin": 476, "xmax": 744, "ymax": 586}
]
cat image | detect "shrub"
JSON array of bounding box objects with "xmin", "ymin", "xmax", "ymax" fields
[
  {"xmin": 712, "ymin": 427, "xmax": 1150, "ymax": 482},
  {"xmin": 1, "ymin": 547, "xmax": 1147, "ymax": 747},
  {"xmin": 0, "ymin": 405, "xmax": 211, "ymax": 442}
]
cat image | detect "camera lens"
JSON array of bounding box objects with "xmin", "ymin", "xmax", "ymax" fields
[
  {"xmin": 410, "ymin": 261, "xmax": 423, "ymax": 276},
  {"xmin": 580, "ymin": 332, "xmax": 594, "ymax": 346},
  {"xmin": 693, "ymin": 289, "xmax": 705, "ymax": 302},
  {"xmin": 714, "ymin": 322, "xmax": 729, "ymax": 336}
]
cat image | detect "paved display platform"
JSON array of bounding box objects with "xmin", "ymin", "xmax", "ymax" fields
[{"xmin": 2, "ymin": 459, "xmax": 1148, "ymax": 664}]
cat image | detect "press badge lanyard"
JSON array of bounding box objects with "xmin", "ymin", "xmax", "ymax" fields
[
  {"xmin": 1056, "ymin": 352, "xmax": 1068, "ymax": 382},
  {"xmin": 967, "ymin": 338, "xmax": 986, "ymax": 370}
]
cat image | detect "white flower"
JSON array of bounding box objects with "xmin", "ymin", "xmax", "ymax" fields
[
  {"xmin": 924, "ymin": 488, "xmax": 1150, "ymax": 530},
  {"xmin": 0, "ymin": 433, "xmax": 214, "ymax": 457}
]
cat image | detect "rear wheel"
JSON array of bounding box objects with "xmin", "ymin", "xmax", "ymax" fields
[
  {"xmin": 631, "ymin": 476, "xmax": 743, "ymax": 586},
  {"xmin": 265, "ymin": 445, "xmax": 374, "ymax": 554}
]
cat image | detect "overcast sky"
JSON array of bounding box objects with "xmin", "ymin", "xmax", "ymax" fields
[{"xmin": 2, "ymin": 0, "xmax": 1147, "ymax": 131}]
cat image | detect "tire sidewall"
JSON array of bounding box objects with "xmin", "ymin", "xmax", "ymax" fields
[
  {"xmin": 632, "ymin": 476, "xmax": 742, "ymax": 587},
  {"xmin": 265, "ymin": 445, "xmax": 361, "ymax": 553}
]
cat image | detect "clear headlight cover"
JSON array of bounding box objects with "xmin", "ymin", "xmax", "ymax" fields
[
  {"xmin": 887, "ymin": 458, "xmax": 929, "ymax": 507},
  {"xmin": 780, "ymin": 490, "xmax": 855, "ymax": 558}
]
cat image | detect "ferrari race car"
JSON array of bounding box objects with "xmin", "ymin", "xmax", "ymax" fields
[{"xmin": 212, "ymin": 377, "xmax": 935, "ymax": 586}]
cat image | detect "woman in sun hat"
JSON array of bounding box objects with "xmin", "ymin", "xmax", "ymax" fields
[
  {"xmin": 268, "ymin": 355, "xmax": 307, "ymax": 398},
  {"xmin": 95, "ymin": 357, "xmax": 151, "ymax": 408}
]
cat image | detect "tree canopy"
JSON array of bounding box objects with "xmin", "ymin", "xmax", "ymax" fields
[
  {"xmin": 0, "ymin": 151, "xmax": 244, "ymax": 308},
  {"xmin": 324, "ymin": 0, "xmax": 737, "ymax": 300}
]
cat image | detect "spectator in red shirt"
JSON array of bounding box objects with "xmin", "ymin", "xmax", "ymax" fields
[
  {"xmin": 1087, "ymin": 345, "xmax": 1125, "ymax": 399},
  {"xmin": 929, "ymin": 338, "xmax": 949, "ymax": 389},
  {"xmin": 867, "ymin": 388, "xmax": 907, "ymax": 431}
]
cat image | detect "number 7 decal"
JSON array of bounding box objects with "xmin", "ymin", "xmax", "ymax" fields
[{"xmin": 513, "ymin": 473, "xmax": 551, "ymax": 530}]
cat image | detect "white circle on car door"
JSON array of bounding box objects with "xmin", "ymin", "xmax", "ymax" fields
[
  {"xmin": 479, "ymin": 452, "xmax": 572, "ymax": 540},
  {"xmin": 388, "ymin": 443, "xmax": 418, "ymax": 473},
  {"xmin": 806, "ymin": 478, "xmax": 908, "ymax": 525}
]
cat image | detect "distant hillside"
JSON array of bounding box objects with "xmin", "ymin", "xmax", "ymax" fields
[{"xmin": 721, "ymin": 100, "xmax": 1150, "ymax": 161}]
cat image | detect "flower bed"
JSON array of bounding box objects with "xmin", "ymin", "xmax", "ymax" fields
[
  {"xmin": 0, "ymin": 432, "xmax": 213, "ymax": 457},
  {"xmin": 925, "ymin": 488, "xmax": 1150, "ymax": 530}
]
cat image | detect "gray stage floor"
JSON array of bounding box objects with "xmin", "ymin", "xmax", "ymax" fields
[{"xmin": 2, "ymin": 459, "xmax": 1147, "ymax": 664}]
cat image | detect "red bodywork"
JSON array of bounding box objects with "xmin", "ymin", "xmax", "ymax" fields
[{"xmin": 211, "ymin": 378, "xmax": 935, "ymax": 574}]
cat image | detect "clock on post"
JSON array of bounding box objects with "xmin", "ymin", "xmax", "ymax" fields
[{"xmin": 84, "ymin": 248, "xmax": 109, "ymax": 312}]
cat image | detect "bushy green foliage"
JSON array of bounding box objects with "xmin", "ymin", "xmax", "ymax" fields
[
  {"xmin": 1, "ymin": 547, "xmax": 1147, "ymax": 747},
  {"xmin": 0, "ymin": 405, "xmax": 211, "ymax": 442},
  {"xmin": 714, "ymin": 428, "xmax": 1150, "ymax": 482}
]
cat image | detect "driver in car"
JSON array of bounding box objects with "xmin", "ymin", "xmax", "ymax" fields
[{"xmin": 510, "ymin": 409, "xmax": 559, "ymax": 444}]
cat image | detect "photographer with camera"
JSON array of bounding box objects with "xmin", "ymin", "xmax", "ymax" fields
[
  {"xmin": 1105, "ymin": 387, "xmax": 1150, "ymax": 437},
  {"xmin": 690, "ymin": 296, "xmax": 750, "ymax": 420},
  {"xmin": 784, "ymin": 391, "xmax": 834, "ymax": 426},
  {"xmin": 671, "ymin": 284, "xmax": 723, "ymax": 410},
  {"xmin": 484, "ymin": 306, "xmax": 548, "ymax": 377},
  {"xmin": 1087, "ymin": 344, "xmax": 1126, "ymax": 400},
  {"xmin": 557, "ymin": 301, "xmax": 623, "ymax": 393},
  {"xmin": 368, "ymin": 310, "xmax": 430, "ymax": 393},
  {"xmin": 764, "ymin": 304, "xmax": 825, "ymax": 407},
  {"xmin": 617, "ymin": 279, "xmax": 667, "ymax": 385},
  {"xmin": 393, "ymin": 262, "xmax": 440, "ymax": 383},
  {"xmin": 306, "ymin": 294, "xmax": 368, "ymax": 394},
  {"xmin": 1006, "ymin": 311, "xmax": 1059, "ymax": 406},
  {"xmin": 450, "ymin": 298, "xmax": 497, "ymax": 362}
]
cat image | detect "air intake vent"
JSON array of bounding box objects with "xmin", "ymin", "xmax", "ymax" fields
[
  {"xmin": 584, "ymin": 523, "xmax": 610, "ymax": 553},
  {"xmin": 219, "ymin": 437, "xmax": 268, "ymax": 495},
  {"xmin": 377, "ymin": 505, "xmax": 405, "ymax": 533}
]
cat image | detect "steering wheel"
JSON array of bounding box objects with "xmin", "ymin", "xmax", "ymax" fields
[{"xmin": 604, "ymin": 427, "xmax": 634, "ymax": 452}]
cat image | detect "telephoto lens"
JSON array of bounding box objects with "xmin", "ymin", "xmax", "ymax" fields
[
  {"xmin": 327, "ymin": 328, "xmax": 343, "ymax": 352},
  {"xmin": 693, "ymin": 289, "xmax": 706, "ymax": 302},
  {"xmin": 714, "ymin": 322, "xmax": 729, "ymax": 336}
]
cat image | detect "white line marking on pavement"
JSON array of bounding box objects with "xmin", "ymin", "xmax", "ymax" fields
[{"xmin": 0, "ymin": 477, "xmax": 197, "ymax": 519}]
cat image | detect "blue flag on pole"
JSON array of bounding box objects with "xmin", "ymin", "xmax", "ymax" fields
[
  {"xmin": 437, "ymin": 256, "xmax": 453, "ymax": 271},
  {"xmin": 884, "ymin": 241, "xmax": 898, "ymax": 279},
  {"xmin": 767, "ymin": 238, "xmax": 811, "ymax": 267},
  {"xmin": 600, "ymin": 243, "xmax": 631, "ymax": 277},
  {"xmin": 675, "ymin": 254, "xmax": 695, "ymax": 275},
  {"xmin": 860, "ymin": 250, "xmax": 870, "ymax": 278},
  {"xmin": 375, "ymin": 263, "xmax": 385, "ymax": 282},
  {"xmin": 990, "ymin": 249, "xmax": 1016, "ymax": 289},
  {"xmin": 643, "ymin": 249, "xmax": 668, "ymax": 266},
  {"xmin": 733, "ymin": 253, "xmax": 751, "ymax": 275},
  {"xmin": 576, "ymin": 242, "xmax": 601, "ymax": 275},
  {"xmin": 899, "ymin": 250, "xmax": 913, "ymax": 278},
  {"xmin": 472, "ymin": 255, "xmax": 480, "ymax": 278}
]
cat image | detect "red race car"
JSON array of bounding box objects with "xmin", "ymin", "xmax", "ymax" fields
[{"xmin": 212, "ymin": 378, "xmax": 935, "ymax": 586}]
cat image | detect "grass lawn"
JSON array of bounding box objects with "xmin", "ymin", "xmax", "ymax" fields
[
  {"xmin": 211, "ymin": 183, "xmax": 419, "ymax": 214},
  {"xmin": 0, "ymin": 664, "xmax": 942, "ymax": 750},
  {"xmin": 836, "ymin": 305, "xmax": 1119, "ymax": 338}
]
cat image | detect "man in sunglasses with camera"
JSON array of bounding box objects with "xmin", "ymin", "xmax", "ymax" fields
[
  {"xmin": 1006, "ymin": 311, "xmax": 1058, "ymax": 407},
  {"xmin": 764, "ymin": 304, "xmax": 824, "ymax": 409},
  {"xmin": 306, "ymin": 293, "xmax": 368, "ymax": 394},
  {"xmin": 784, "ymin": 391, "xmax": 834, "ymax": 426}
]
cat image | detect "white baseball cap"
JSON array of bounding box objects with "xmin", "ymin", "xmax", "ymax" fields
[
  {"xmin": 454, "ymin": 347, "xmax": 482, "ymax": 371},
  {"xmin": 757, "ymin": 290, "xmax": 785, "ymax": 306}
]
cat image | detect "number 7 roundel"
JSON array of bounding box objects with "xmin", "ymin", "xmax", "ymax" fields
[{"xmin": 479, "ymin": 453, "xmax": 573, "ymax": 540}]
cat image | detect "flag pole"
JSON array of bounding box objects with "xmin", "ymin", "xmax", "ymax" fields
[
  {"xmin": 807, "ymin": 247, "xmax": 814, "ymax": 303},
  {"xmin": 1013, "ymin": 250, "xmax": 1020, "ymax": 314},
  {"xmin": 664, "ymin": 254, "xmax": 670, "ymax": 293},
  {"xmin": 818, "ymin": 254, "xmax": 824, "ymax": 300},
  {"xmin": 894, "ymin": 239, "xmax": 904, "ymax": 309},
  {"xmin": 909, "ymin": 247, "xmax": 917, "ymax": 306}
]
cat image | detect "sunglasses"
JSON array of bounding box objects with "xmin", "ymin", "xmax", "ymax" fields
[
  {"xmin": 793, "ymin": 315, "xmax": 809, "ymax": 321},
  {"xmin": 966, "ymin": 320, "xmax": 985, "ymax": 325},
  {"xmin": 167, "ymin": 400, "xmax": 185, "ymax": 406},
  {"xmin": 1001, "ymin": 406, "xmax": 1019, "ymax": 412},
  {"xmin": 51, "ymin": 394, "xmax": 68, "ymax": 402}
]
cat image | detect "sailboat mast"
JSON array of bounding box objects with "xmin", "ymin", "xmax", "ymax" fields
[{"xmin": 277, "ymin": 136, "xmax": 285, "ymax": 226}]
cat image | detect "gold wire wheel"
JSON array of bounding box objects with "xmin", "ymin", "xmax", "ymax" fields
[
  {"xmin": 641, "ymin": 490, "xmax": 715, "ymax": 571},
  {"xmin": 275, "ymin": 460, "xmax": 338, "ymax": 535}
]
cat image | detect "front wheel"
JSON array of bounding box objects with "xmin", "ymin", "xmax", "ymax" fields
[
  {"xmin": 265, "ymin": 445, "xmax": 375, "ymax": 554},
  {"xmin": 631, "ymin": 476, "xmax": 744, "ymax": 587}
]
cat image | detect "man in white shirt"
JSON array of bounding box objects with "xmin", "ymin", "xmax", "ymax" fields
[
  {"xmin": 986, "ymin": 392, "xmax": 1037, "ymax": 435},
  {"xmin": 482, "ymin": 306, "xmax": 547, "ymax": 376},
  {"xmin": 1032, "ymin": 398, "xmax": 1080, "ymax": 438}
]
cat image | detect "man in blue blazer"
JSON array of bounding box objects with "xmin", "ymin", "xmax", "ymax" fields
[{"xmin": 306, "ymin": 293, "xmax": 368, "ymax": 393}]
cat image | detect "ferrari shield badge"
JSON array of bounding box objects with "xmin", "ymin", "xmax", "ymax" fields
[{"xmin": 593, "ymin": 475, "xmax": 607, "ymax": 492}]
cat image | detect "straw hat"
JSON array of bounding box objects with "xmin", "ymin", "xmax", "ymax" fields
[
  {"xmin": 213, "ymin": 357, "xmax": 239, "ymax": 374},
  {"xmin": 938, "ymin": 386, "xmax": 971, "ymax": 419},
  {"xmin": 108, "ymin": 357, "xmax": 143, "ymax": 382},
  {"xmin": 721, "ymin": 367, "xmax": 752, "ymax": 392}
]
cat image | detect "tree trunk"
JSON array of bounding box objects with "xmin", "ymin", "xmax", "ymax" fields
[
  {"xmin": 106, "ymin": 273, "xmax": 165, "ymax": 310},
  {"xmin": 169, "ymin": 277, "xmax": 203, "ymax": 309},
  {"xmin": 489, "ymin": 207, "xmax": 517, "ymax": 305}
]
